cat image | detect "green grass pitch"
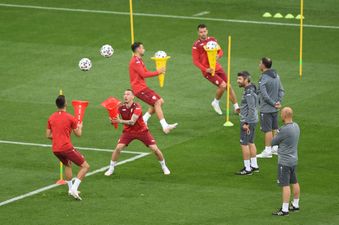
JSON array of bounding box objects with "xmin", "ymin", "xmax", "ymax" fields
[{"xmin": 0, "ymin": 0, "xmax": 339, "ymax": 224}]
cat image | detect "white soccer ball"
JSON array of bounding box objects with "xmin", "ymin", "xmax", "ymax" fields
[
  {"xmin": 154, "ymin": 50, "xmax": 167, "ymax": 58},
  {"xmin": 100, "ymin": 44, "xmax": 114, "ymax": 58},
  {"xmin": 78, "ymin": 58, "xmax": 92, "ymax": 71},
  {"xmin": 205, "ymin": 41, "xmax": 218, "ymax": 50}
]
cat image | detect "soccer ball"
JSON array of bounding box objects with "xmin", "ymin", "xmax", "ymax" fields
[
  {"xmin": 78, "ymin": 58, "xmax": 92, "ymax": 71},
  {"xmin": 100, "ymin": 44, "xmax": 114, "ymax": 57},
  {"xmin": 205, "ymin": 41, "xmax": 218, "ymax": 50},
  {"xmin": 154, "ymin": 51, "xmax": 167, "ymax": 58}
]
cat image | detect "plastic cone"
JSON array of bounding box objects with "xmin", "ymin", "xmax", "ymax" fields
[
  {"xmin": 151, "ymin": 56, "xmax": 171, "ymax": 88},
  {"xmin": 285, "ymin": 13, "xmax": 294, "ymax": 19},
  {"xmin": 101, "ymin": 97, "xmax": 121, "ymax": 129},
  {"xmin": 204, "ymin": 46, "xmax": 219, "ymax": 76},
  {"xmin": 262, "ymin": 12, "xmax": 272, "ymax": 18},
  {"xmin": 273, "ymin": 13, "xmax": 283, "ymax": 18},
  {"xmin": 56, "ymin": 179, "xmax": 66, "ymax": 185},
  {"xmin": 295, "ymin": 14, "xmax": 305, "ymax": 19},
  {"xmin": 72, "ymin": 100, "xmax": 89, "ymax": 123}
]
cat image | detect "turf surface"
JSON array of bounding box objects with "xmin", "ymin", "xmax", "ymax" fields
[{"xmin": 0, "ymin": 0, "xmax": 339, "ymax": 224}]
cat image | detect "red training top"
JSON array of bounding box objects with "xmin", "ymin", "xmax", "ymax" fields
[
  {"xmin": 119, "ymin": 102, "xmax": 148, "ymax": 134},
  {"xmin": 129, "ymin": 55, "xmax": 160, "ymax": 94},
  {"xmin": 192, "ymin": 36, "xmax": 224, "ymax": 73},
  {"xmin": 47, "ymin": 111, "xmax": 77, "ymax": 152}
]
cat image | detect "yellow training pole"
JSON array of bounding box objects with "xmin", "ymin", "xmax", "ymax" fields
[
  {"xmin": 224, "ymin": 35, "xmax": 234, "ymax": 127},
  {"xmin": 129, "ymin": 0, "xmax": 135, "ymax": 44},
  {"xmin": 299, "ymin": 0, "xmax": 304, "ymax": 79}
]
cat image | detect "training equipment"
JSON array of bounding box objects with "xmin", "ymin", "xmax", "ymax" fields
[
  {"xmin": 129, "ymin": 0, "xmax": 134, "ymax": 44},
  {"xmin": 262, "ymin": 12, "xmax": 272, "ymax": 18},
  {"xmin": 100, "ymin": 44, "xmax": 114, "ymax": 57},
  {"xmin": 285, "ymin": 14, "xmax": 295, "ymax": 19},
  {"xmin": 101, "ymin": 97, "xmax": 121, "ymax": 129},
  {"xmin": 72, "ymin": 100, "xmax": 89, "ymax": 123},
  {"xmin": 299, "ymin": 0, "xmax": 304, "ymax": 79},
  {"xmin": 151, "ymin": 51, "xmax": 171, "ymax": 88},
  {"xmin": 78, "ymin": 58, "xmax": 92, "ymax": 71},
  {"xmin": 273, "ymin": 13, "xmax": 284, "ymax": 18},
  {"xmin": 203, "ymin": 41, "xmax": 219, "ymax": 76},
  {"xmin": 224, "ymin": 36, "xmax": 234, "ymax": 127}
]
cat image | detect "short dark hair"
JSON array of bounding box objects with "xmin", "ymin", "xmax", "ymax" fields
[
  {"xmin": 261, "ymin": 57, "xmax": 272, "ymax": 69},
  {"xmin": 55, "ymin": 95, "xmax": 66, "ymax": 109},
  {"xmin": 197, "ymin": 24, "xmax": 207, "ymax": 30},
  {"xmin": 237, "ymin": 71, "xmax": 251, "ymax": 82},
  {"xmin": 125, "ymin": 88, "xmax": 134, "ymax": 95},
  {"xmin": 131, "ymin": 42, "xmax": 143, "ymax": 52}
]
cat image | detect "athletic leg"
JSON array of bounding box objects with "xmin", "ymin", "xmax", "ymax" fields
[{"xmin": 149, "ymin": 144, "xmax": 170, "ymax": 175}]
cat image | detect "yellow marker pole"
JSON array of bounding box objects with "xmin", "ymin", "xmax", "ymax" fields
[
  {"xmin": 129, "ymin": 0, "xmax": 135, "ymax": 44},
  {"xmin": 56, "ymin": 89, "xmax": 66, "ymax": 185},
  {"xmin": 299, "ymin": 0, "xmax": 304, "ymax": 79},
  {"xmin": 224, "ymin": 36, "xmax": 234, "ymax": 127}
]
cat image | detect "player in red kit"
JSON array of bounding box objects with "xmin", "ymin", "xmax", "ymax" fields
[
  {"xmin": 129, "ymin": 41, "xmax": 178, "ymax": 134},
  {"xmin": 192, "ymin": 24, "xmax": 239, "ymax": 115},
  {"xmin": 104, "ymin": 89, "xmax": 170, "ymax": 176},
  {"xmin": 46, "ymin": 95, "xmax": 90, "ymax": 201}
]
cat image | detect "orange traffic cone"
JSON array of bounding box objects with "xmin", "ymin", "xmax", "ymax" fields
[
  {"xmin": 72, "ymin": 100, "xmax": 89, "ymax": 123},
  {"xmin": 101, "ymin": 97, "xmax": 121, "ymax": 129}
]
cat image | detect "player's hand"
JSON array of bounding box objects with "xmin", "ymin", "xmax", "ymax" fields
[
  {"xmin": 77, "ymin": 122, "xmax": 83, "ymax": 129},
  {"xmin": 111, "ymin": 117, "xmax": 121, "ymax": 124},
  {"xmin": 206, "ymin": 68, "xmax": 214, "ymax": 74},
  {"xmin": 242, "ymin": 124, "xmax": 250, "ymax": 134},
  {"xmin": 157, "ymin": 67, "xmax": 166, "ymax": 74},
  {"xmin": 235, "ymin": 108, "xmax": 240, "ymax": 114},
  {"xmin": 275, "ymin": 101, "xmax": 282, "ymax": 109}
]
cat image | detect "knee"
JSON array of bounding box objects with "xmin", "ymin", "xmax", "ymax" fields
[
  {"xmin": 155, "ymin": 99, "xmax": 164, "ymax": 106},
  {"xmin": 82, "ymin": 162, "xmax": 90, "ymax": 170},
  {"xmin": 220, "ymin": 82, "xmax": 227, "ymax": 89}
]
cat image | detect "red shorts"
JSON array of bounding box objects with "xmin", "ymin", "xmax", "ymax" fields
[
  {"xmin": 202, "ymin": 68, "xmax": 227, "ymax": 87},
  {"xmin": 53, "ymin": 148, "xmax": 85, "ymax": 166},
  {"xmin": 118, "ymin": 130, "xmax": 156, "ymax": 146},
  {"xmin": 135, "ymin": 88, "xmax": 162, "ymax": 106}
]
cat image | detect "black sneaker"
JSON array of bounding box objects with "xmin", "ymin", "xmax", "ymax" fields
[
  {"xmin": 272, "ymin": 208, "xmax": 289, "ymax": 216},
  {"xmin": 289, "ymin": 203, "xmax": 300, "ymax": 212},
  {"xmin": 235, "ymin": 167, "xmax": 253, "ymax": 176},
  {"xmin": 251, "ymin": 166, "xmax": 260, "ymax": 172}
]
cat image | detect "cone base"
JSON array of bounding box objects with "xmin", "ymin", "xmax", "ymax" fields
[
  {"xmin": 223, "ymin": 121, "xmax": 234, "ymax": 127},
  {"xmin": 56, "ymin": 179, "xmax": 66, "ymax": 185}
]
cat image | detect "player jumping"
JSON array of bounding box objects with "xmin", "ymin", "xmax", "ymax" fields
[
  {"xmin": 46, "ymin": 95, "xmax": 90, "ymax": 201},
  {"xmin": 129, "ymin": 41, "xmax": 177, "ymax": 134},
  {"xmin": 104, "ymin": 89, "xmax": 170, "ymax": 176},
  {"xmin": 192, "ymin": 24, "xmax": 239, "ymax": 115}
]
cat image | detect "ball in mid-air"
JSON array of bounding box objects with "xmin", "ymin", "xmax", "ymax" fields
[
  {"xmin": 205, "ymin": 41, "xmax": 218, "ymax": 50},
  {"xmin": 78, "ymin": 58, "xmax": 92, "ymax": 71},
  {"xmin": 100, "ymin": 44, "xmax": 114, "ymax": 57},
  {"xmin": 154, "ymin": 51, "xmax": 167, "ymax": 58}
]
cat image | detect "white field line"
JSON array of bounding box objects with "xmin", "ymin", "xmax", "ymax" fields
[
  {"xmin": 0, "ymin": 140, "xmax": 144, "ymax": 155},
  {"xmin": 0, "ymin": 152, "xmax": 150, "ymax": 207},
  {"xmin": 193, "ymin": 11, "xmax": 210, "ymax": 17},
  {"xmin": 0, "ymin": 3, "xmax": 338, "ymax": 30}
]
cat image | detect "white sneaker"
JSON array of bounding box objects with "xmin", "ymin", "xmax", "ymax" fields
[
  {"xmin": 257, "ymin": 149, "xmax": 272, "ymax": 158},
  {"xmin": 211, "ymin": 101, "xmax": 223, "ymax": 115},
  {"xmin": 163, "ymin": 123, "xmax": 178, "ymax": 134},
  {"xmin": 272, "ymin": 146, "xmax": 278, "ymax": 155},
  {"xmin": 70, "ymin": 189, "xmax": 82, "ymax": 201},
  {"xmin": 162, "ymin": 166, "xmax": 171, "ymax": 175},
  {"xmin": 104, "ymin": 168, "xmax": 114, "ymax": 176},
  {"xmin": 68, "ymin": 190, "xmax": 80, "ymax": 196}
]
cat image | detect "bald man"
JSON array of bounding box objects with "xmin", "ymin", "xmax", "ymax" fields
[{"xmin": 271, "ymin": 107, "xmax": 301, "ymax": 216}]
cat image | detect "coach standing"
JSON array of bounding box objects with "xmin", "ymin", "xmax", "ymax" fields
[
  {"xmin": 256, "ymin": 57, "xmax": 285, "ymax": 158},
  {"xmin": 272, "ymin": 107, "xmax": 300, "ymax": 216}
]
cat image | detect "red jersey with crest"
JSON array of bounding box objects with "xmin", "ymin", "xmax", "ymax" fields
[
  {"xmin": 192, "ymin": 36, "xmax": 224, "ymax": 72},
  {"xmin": 129, "ymin": 55, "xmax": 160, "ymax": 94},
  {"xmin": 119, "ymin": 102, "xmax": 148, "ymax": 133},
  {"xmin": 47, "ymin": 111, "xmax": 77, "ymax": 152}
]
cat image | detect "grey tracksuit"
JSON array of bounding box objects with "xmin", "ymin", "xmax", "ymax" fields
[
  {"xmin": 272, "ymin": 122, "xmax": 300, "ymax": 167},
  {"xmin": 258, "ymin": 69, "xmax": 285, "ymax": 113},
  {"xmin": 240, "ymin": 84, "xmax": 258, "ymax": 124}
]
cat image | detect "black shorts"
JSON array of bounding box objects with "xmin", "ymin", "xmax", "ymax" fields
[
  {"xmin": 260, "ymin": 112, "xmax": 278, "ymax": 132},
  {"xmin": 240, "ymin": 122, "xmax": 257, "ymax": 145},
  {"xmin": 277, "ymin": 164, "xmax": 298, "ymax": 187}
]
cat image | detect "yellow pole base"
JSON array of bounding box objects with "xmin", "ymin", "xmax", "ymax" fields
[{"xmin": 223, "ymin": 121, "xmax": 234, "ymax": 127}]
